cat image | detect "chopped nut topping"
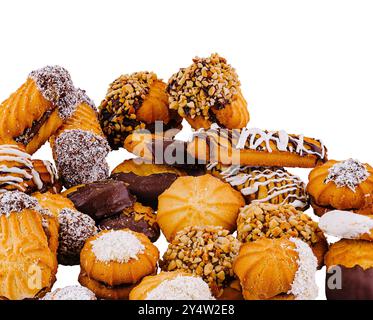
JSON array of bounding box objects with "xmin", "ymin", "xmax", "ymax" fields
[
  {"xmin": 160, "ymin": 225, "xmax": 241, "ymax": 297},
  {"xmin": 167, "ymin": 53, "xmax": 240, "ymax": 120},
  {"xmin": 98, "ymin": 71, "xmax": 157, "ymax": 148},
  {"xmin": 237, "ymin": 203, "xmax": 324, "ymax": 246},
  {"xmin": 122, "ymin": 202, "xmax": 157, "ymax": 227}
]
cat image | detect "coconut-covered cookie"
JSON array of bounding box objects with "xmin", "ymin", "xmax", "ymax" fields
[
  {"xmin": 307, "ymin": 159, "xmax": 373, "ymax": 216},
  {"xmin": 233, "ymin": 238, "xmax": 318, "ymax": 300},
  {"xmin": 42, "ymin": 285, "xmax": 96, "ymax": 300},
  {"xmin": 319, "ymin": 210, "xmax": 373, "ymax": 241},
  {"xmin": 58, "ymin": 208, "xmax": 98, "ymax": 265},
  {"xmin": 79, "ymin": 229, "xmax": 159, "ymax": 300},
  {"xmin": 237, "ymin": 203, "xmax": 328, "ymax": 267},
  {"xmin": 52, "ymin": 129, "xmax": 110, "ymax": 188},
  {"xmin": 130, "ymin": 272, "xmax": 215, "ymax": 300}
]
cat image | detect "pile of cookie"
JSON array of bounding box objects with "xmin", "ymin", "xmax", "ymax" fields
[{"xmin": 0, "ymin": 54, "xmax": 371, "ymax": 300}]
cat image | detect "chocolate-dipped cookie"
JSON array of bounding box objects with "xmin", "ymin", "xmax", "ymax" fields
[
  {"xmin": 111, "ymin": 159, "xmax": 185, "ymax": 209},
  {"xmin": 123, "ymin": 133, "xmax": 206, "ymax": 176},
  {"xmin": 63, "ymin": 179, "xmax": 135, "ymax": 221},
  {"xmin": 99, "ymin": 202, "xmax": 160, "ymax": 242},
  {"xmin": 325, "ymin": 239, "xmax": 373, "ymax": 300}
]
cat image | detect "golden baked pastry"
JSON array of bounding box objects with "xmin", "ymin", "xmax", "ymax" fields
[
  {"xmin": 324, "ymin": 239, "xmax": 373, "ymax": 300},
  {"xmin": 233, "ymin": 238, "xmax": 318, "ymax": 300},
  {"xmin": 157, "ymin": 174, "xmax": 245, "ymax": 241},
  {"xmin": 237, "ymin": 203, "xmax": 328, "ymax": 267},
  {"xmin": 29, "ymin": 160, "xmax": 61, "ymax": 194},
  {"xmin": 33, "ymin": 192, "xmax": 76, "ymax": 217},
  {"xmin": 99, "ymin": 71, "xmax": 182, "ymax": 150},
  {"xmin": 129, "ymin": 271, "xmax": 215, "ymax": 300},
  {"xmin": 111, "ymin": 159, "xmax": 185, "ymax": 209},
  {"xmin": 0, "ymin": 66, "xmax": 80, "ymax": 154},
  {"xmin": 112, "ymin": 158, "xmax": 184, "ymax": 176},
  {"xmin": 208, "ymin": 163, "xmax": 309, "ymax": 210},
  {"xmin": 33, "ymin": 191, "xmax": 98, "ymax": 265},
  {"xmin": 325, "ymin": 239, "xmax": 373, "ymax": 270},
  {"xmin": 0, "ymin": 192, "xmax": 58, "ymax": 300},
  {"xmin": 78, "ymin": 270, "xmax": 139, "ymax": 300},
  {"xmin": 217, "ymin": 280, "xmax": 244, "ymax": 300},
  {"xmin": 189, "ymin": 126, "xmax": 327, "ymax": 168},
  {"xmin": 50, "ymin": 90, "xmax": 110, "ymax": 188},
  {"xmin": 123, "ymin": 133, "xmax": 205, "ymax": 175},
  {"xmin": 0, "ymin": 144, "xmax": 58, "ymax": 195},
  {"xmin": 167, "ymin": 53, "xmax": 249, "ymax": 130},
  {"xmin": 307, "ymin": 159, "xmax": 373, "ymax": 216},
  {"xmin": 80, "ymin": 229, "xmax": 159, "ymax": 286},
  {"xmin": 160, "ymin": 226, "xmax": 241, "ymax": 297}
]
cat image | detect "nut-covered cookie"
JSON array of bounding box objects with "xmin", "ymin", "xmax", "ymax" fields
[
  {"xmin": 167, "ymin": 53, "xmax": 249, "ymax": 129},
  {"xmin": 233, "ymin": 238, "xmax": 318, "ymax": 300},
  {"xmin": 99, "ymin": 71, "xmax": 181, "ymax": 149},
  {"xmin": 237, "ymin": 203, "xmax": 328, "ymax": 267},
  {"xmin": 160, "ymin": 225, "xmax": 241, "ymax": 297}
]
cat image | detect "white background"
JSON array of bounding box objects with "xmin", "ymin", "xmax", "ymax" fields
[{"xmin": 0, "ymin": 0, "xmax": 372, "ymax": 300}]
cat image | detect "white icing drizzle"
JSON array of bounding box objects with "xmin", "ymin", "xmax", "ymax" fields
[
  {"xmin": 235, "ymin": 128, "xmax": 326, "ymax": 159},
  {"xmin": 42, "ymin": 160, "xmax": 58, "ymax": 184},
  {"xmin": 0, "ymin": 145, "xmax": 44, "ymax": 192},
  {"xmin": 212, "ymin": 165, "xmax": 308, "ymax": 209}
]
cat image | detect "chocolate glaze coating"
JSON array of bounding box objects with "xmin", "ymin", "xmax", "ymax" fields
[
  {"xmin": 111, "ymin": 172, "xmax": 177, "ymax": 209},
  {"xmin": 326, "ymin": 265, "xmax": 373, "ymax": 300},
  {"xmin": 67, "ymin": 180, "xmax": 135, "ymax": 221},
  {"xmin": 99, "ymin": 212, "xmax": 160, "ymax": 242},
  {"xmin": 148, "ymin": 138, "xmax": 207, "ymax": 173}
]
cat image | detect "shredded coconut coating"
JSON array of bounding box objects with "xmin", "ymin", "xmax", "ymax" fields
[
  {"xmin": 167, "ymin": 53, "xmax": 240, "ymax": 119},
  {"xmin": 98, "ymin": 71, "xmax": 157, "ymax": 148},
  {"xmin": 319, "ymin": 210, "xmax": 373, "ymax": 239},
  {"xmin": 288, "ymin": 238, "xmax": 318, "ymax": 300},
  {"xmin": 91, "ymin": 230, "xmax": 145, "ymax": 263},
  {"xmin": 325, "ymin": 159, "xmax": 370, "ymax": 191},
  {"xmin": 29, "ymin": 65, "xmax": 80, "ymax": 120},
  {"xmin": 0, "ymin": 191, "xmax": 50, "ymax": 217},
  {"xmin": 76, "ymin": 88, "xmax": 96, "ymax": 110},
  {"xmin": 146, "ymin": 276, "xmax": 215, "ymax": 300},
  {"xmin": 58, "ymin": 208, "xmax": 98, "ymax": 264},
  {"xmin": 42, "ymin": 285, "xmax": 96, "ymax": 300},
  {"xmin": 54, "ymin": 129, "xmax": 110, "ymax": 188},
  {"xmin": 160, "ymin": 226, "xmax": 241, "ymax": 296}
]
